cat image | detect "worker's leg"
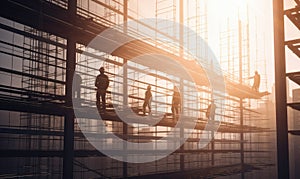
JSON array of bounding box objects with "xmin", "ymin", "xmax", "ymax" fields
[
  {"xmin": 175, "ymin": 104, "xmax": 180, "ymax": 120},
  {"xmin": 101, "ymin": 91, "xmax": 106, "ymax": 110},
  {"xmin": 77, "ymin": 87, "xmax": 81, "ymax": 99},
  {"xmin": 253, "ymin": 86, "xmax": 258, "ymax": 92},
  {"xmin": 171, "ymin": 105, "xmax": 175, "ymax": 118},
  {"xmin": 210, "ymin": 111, "xmax": 215, "ymax": 121},
  {"xmin": 174, "ymin": 104, "xmax": 179, "ymax": 116},
  {"xmin": 148, "ymin": 102, "xmax": 151, "ymax": 114},
  {"xmin": 96, "ymin": 90, "xmax": 101, "ymax": 110},
  {"xmin": 143, "ymin": 101, "xmax": 147, "ymax": 115},
  {"xmin": 96, "ymin": 90, "xmax": 100, "ymax": 103}
]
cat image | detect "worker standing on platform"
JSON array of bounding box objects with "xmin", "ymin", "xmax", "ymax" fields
[
  {"xmin": 171, "ymin": 86, "xmax": 181, "ymax": 119},
  {"xmin": 143, "ymin": 85, "xmax": 152, "ymax": 115},
  {"xmin": 249, "ymin": 71, "xmax": 260, "ymax": 92},
  {"xmin": 206, "ymin": 100, "xmax": 216, "ymax": 120},
  {"xmin": 95, "ymin": 67, "xmax": 109, "ymax": 111},
  {"xmin": 73, "ymin": 73, "xmax": 82, "ymax": 99}
]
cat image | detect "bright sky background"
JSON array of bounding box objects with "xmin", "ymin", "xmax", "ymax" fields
[
  {"xmin": 129, "ymin": 0, "xmax": 300, "ymax": 94},
  {"xmin": 207, "ymin": 0, "xmax": 275, "ymax": 90}
]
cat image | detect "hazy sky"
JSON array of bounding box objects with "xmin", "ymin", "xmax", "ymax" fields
[{"xmin": 129, "ymin": 0, "xmax": 300, "ymax": 93}]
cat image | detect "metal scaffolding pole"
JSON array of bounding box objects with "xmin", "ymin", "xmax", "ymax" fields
[
  {"xmin": 179, "ymin": 0, "xmax": 184, "ymax": 171},
  {"xmin": 123, "ymin": 1, "xmax": 128, "ymax": 177},
  {"xmin": 63, "ymin": 0, "xmax": 77, "ymax": 178},
  {"xmin": 273, "ymin": 0, "xmax": 289, "ymax": 178},
  {"xmin": 63, "ymin": 37, "xmax": 76, "ymax": 179},
  {"xmin": 0, "ymin": 0, "xmax": 277, "ymax": 177},
  {"xmin": 238, "ymin": 19, "xmax": 245, "ymax": 179}
]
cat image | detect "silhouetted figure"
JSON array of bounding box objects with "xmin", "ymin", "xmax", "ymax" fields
[
  {"xmin": 73, "ymin": 73, "xmax": 82, "ymax": 99},
  {"xmin": 95, "ymin": 67, "xmax": 109, "ymax": 111},
  {"xmin": 206, "ymin": 100, "xmax": 216, "ymax": 120},
  {"xmin": 249, "ymin": 71, "xmax": 260, "ymax": 92},
  {"xmin": 171, "ymin": 86, "xmax": 181, "ymax": 119},
  {"xmin": 143, "ymin": 85, "xmax": 152, "ymax": 115}
]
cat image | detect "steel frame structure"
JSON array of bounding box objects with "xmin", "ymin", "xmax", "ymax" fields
[{"xmin": 0, "ymin": 0, "xmax": 276, "ymax": 178}]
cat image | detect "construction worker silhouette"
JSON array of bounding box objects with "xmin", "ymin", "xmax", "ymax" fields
[
  {"xmin": 143, "ymin": 85, "xmax": 152, "ymax": 115},
  {"xmin": 95, "ymin": 67, "xmax": 109, "ymax": 110},
  {"xmin": 206, "ymin": 100, "xmax": 216, "ymax": 120},
  {"xmin": 249, "ymin": 71, "xmax": 260, "ymax": 92},
  {"xmin": 73, "ymin": 73, "xmax": 82, "ymax": 99},
  {"xmin": 171, "ymin": 86, "xmax": 181, "ymax": 119}
]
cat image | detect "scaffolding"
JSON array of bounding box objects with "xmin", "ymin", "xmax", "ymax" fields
[
  {"xmin": 0, "ymin": 0, "xmax": 276, "ymax": 178},
  {"xmin": 218, "ymin": 4, "xmax": 274, "ymax": 178}
]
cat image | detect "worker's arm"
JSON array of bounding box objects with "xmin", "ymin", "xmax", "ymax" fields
[
  {"xmin": 95, "ymin": 76, "xmax": 98, "ymax": 87},
  {"xmin": 105, "ymin": 76, "xmax": 109, "ymax": 89}
]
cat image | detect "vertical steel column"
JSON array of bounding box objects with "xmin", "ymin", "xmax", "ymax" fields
[
  {"xmin": 179, "ymin": 0, "xmax": 184, "ymax": 57},
  {"xmin": 63, "ymin": 0, "xmax": 76, "ymax": 178},
  {"xmin": 179, "ymin": 0, "xmax": 184, "ymax": 171},
  {"xmin": 179, "ymin": 79, "xmax": 184, "ymax": 171},
  {"xmin": 211, "ymin": 129, "xmax": 215, "ymax": 166},
  {"xmin": 210, "ymin": 61, "xmax": 215, "ymax": 167},
  {"xmin": 123, "ymin": 1, "xmax": 128, "ymax": 107},
  {"xmin": 238, "ymin": 19, "xmax": 245, "ymax": 178},
  {"xmin": 273, "ymin": 0, "xmax": 290, "ymax": 178},
  {"xmin": 240, "ymin": 98, "xmax": 244, "ymax": 179},
  {"xmin": 63, "ymin": 36, "xmax": 76, "ymax": 179},
  {"xmin": 123, "ymin": 58, "xmax": 128, "ymax": 178},
  {"xmin": 123, "ymin": 1, "xmax": 128, "ymax": 177}
]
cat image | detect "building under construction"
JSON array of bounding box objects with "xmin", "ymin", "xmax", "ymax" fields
[{"xmin": 0, "ymin": 0, "xmax": 299, "ymax": 178}]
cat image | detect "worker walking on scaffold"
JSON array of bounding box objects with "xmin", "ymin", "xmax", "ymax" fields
[
  {"xmin": 249, "ymin": 71, "xmax": 260, "ymax": 92},
  {"xmin": 143, "ymin": 85, "xmax": 152, "ymax": 115},
  {"xmin": 206, "ymin": 99, "xmax": 216, "ymax": 121},
  {"xmin": 171, "ymin": 86, "xmax": 181, "ymax": 119}
]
